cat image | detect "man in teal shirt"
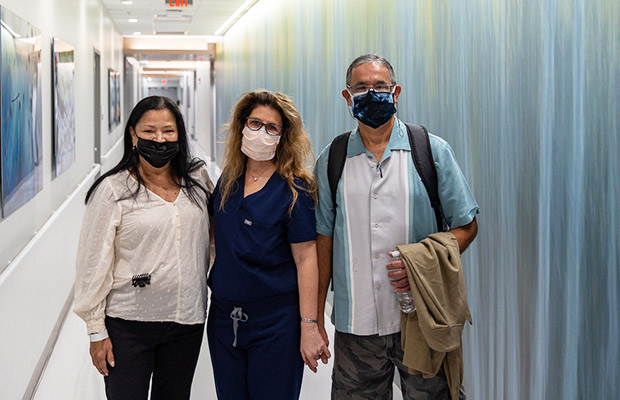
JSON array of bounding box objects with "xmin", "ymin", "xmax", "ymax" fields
[{"xmin": 315, "ymin": 54, "xmax": 479, "ymax": 398}]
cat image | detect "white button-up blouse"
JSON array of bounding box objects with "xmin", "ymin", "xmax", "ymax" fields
[{"xmin": 74, "ymin": 167, "xmax": 213, "ymax": 334}]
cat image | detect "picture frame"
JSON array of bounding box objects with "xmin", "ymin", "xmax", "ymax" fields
[
  {"xmin": 51, "ymin": 37, "xmax": 75, "ymax": 178},
  {"xmin": 108, "ymin": 68, "xmax": 121, "ymax": 131},
  {"xmin": 0, "ymin": 6, "xmax": 43, "ymax": 217}
]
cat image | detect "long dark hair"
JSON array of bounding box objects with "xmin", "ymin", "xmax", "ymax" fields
[{"xmin": 85, "ymin": 96, "xmax": 208, "ymax": 208}]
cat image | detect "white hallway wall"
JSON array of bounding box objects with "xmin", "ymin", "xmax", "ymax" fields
[
  {"xmin": 0, "ymin": 0, "xmax": 124, "ymax": 398},
  {"xmin": 195, "ymin": 60, "xmax": 215, "ymax": 161}
]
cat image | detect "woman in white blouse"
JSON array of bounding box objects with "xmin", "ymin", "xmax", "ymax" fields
[{"xmin": 74, "ymin": 96, "xmax": 213, "ymax": 400}]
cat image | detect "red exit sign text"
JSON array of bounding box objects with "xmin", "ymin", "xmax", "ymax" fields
[{"xmin": 168, "ymin": 0, "xmax": 192, "ymax": 7}]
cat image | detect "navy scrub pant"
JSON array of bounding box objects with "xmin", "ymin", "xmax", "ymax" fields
[
  {"xmin": 103, "ymin": 316, "xmax": 204, "ymax": 400},
  {"xmin": 207, "ymin": 290, "xmax": 304, "ymax": 400}
]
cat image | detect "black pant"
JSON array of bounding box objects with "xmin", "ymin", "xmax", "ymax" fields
[{"xmin": 104, "ymin": 316, "xmax": 204, "ymax": 400}]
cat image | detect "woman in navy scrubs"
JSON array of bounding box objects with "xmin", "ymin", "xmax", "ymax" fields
[{"xmin": 207, "ymin": 90, "xmax": 330, "ymax": 399}]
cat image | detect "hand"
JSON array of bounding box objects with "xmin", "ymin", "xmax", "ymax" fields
[
  {"xmin": 90, "ymin": 338, "xmax": 115, "ymax": 376},
  {"xmin": 317, "ymin": 314, "xmax": 330, "ymax": 349},
  {"xmin": 316, "ymin": 315, "xmax": 331, "ymax": 365},
  {"xmin": 387, "ymin": 253, "xmax": 410, "ymax": 293},
  {"xmin": 300, "ymin": 323, "xmax": 331, "ymax": 373}
]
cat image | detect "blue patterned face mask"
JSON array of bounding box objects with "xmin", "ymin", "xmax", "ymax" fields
[{"xmin": 350, "ymin": 89, "xmax": 397, "ymax": 128}]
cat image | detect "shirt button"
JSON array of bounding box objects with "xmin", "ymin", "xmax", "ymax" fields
[
  {"xmin": 374, "ymin": 253, "xmax": 380, "ymax": 259},
  {"xmin": 376, "ymin": 283, "xmax": 382, "ymax": 290},
  {"xmin": 373, "ymin": 223, "xmax": 379, "ymax": 228},
  {"xmin": 373, "ymin": 193, "xmax": 378, "ymax": 199},
  {"xmin": 370, "ymin": 163, "xmax": 376, "ymax": 168}
]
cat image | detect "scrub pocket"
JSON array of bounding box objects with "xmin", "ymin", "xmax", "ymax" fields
[{"xmin": 238, "ymin": 216, "xmax": 287, "ymax": 266}]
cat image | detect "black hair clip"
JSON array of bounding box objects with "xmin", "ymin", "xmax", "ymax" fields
[{"xmin": 132, "ymin": 273, "xmax": 151, "ymax": 288}]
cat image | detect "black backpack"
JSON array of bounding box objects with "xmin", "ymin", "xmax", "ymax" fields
[{"xmin": 327, "ymin": 123, "xmax": 448, "ymax": 232}]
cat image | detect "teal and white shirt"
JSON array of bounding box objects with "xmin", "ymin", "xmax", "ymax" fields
[{"xmin": 315, "ymin": 118, "xmax": 479, "ymax": 336}]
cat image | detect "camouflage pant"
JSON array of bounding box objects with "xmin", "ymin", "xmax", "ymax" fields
[{"xmin": 331, "ymin": 331, "xmax": 466, "ymax": 400}]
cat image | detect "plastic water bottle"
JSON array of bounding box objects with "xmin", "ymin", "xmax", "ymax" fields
[{"xmin": 391, "ymin": 250, "xmax": 415, "ymax": 314}]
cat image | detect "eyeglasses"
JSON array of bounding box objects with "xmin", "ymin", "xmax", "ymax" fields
[
  {"xmin": 346, "ymin": 83, "xmax": 396, "ymax": 97},
  {"xmin": 246, "ymin": 117, "xmax": 283, "ymax": 136}
]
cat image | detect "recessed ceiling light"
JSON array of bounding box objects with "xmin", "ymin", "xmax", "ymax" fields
[
  {"xmin": 133, "ymin": 32, "xmax": 141, "ymax": 36},
  {"xmin": 128, "ymin": 18, "xmax": 138, "ymax": 23},
  {"xmin": 121, "ymin": 1, "xmax": 133, "ymax": 5}
]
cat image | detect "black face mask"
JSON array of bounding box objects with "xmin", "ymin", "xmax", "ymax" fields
[{"xmin": 136, "ymin": 137, "xmax": 179, "ymax": 168}]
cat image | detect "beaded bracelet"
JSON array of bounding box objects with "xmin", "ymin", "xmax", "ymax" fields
[{"xmin": 300, "ymin": 318, "xmax": 318, "ymax": 323}]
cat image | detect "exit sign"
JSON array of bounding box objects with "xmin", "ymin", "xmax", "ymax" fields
[
  {"xmin": 161, "ymin": 79, "xmax": 167, "ymax": 84},
  {"xmin": 167, "ymin": 0, "xmax": 192, "ymax": 7}
]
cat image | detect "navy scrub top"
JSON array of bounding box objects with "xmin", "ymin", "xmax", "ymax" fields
[{"xmin": 208, "ymin": 172, "xmax": 316, "ymax": 303}]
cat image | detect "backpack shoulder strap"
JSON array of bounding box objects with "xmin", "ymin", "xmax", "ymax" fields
[
  {"xmin": 327, "ymin": 131, "xmax": 352, "ymax": 214},
  {"xmin": 405, "ymin": 123, "xmax": 448, "ymax": 232},
  {"xmin": 326, "ymin": 130, "xmax": 351, "ymax": 291}
]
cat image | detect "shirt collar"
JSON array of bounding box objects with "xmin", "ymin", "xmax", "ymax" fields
[{"xmin": 346, "ymin": 118, "xmax": 410, "ymax": 158}]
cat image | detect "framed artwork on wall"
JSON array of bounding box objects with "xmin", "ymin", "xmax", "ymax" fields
[
  {"xmin": 108, "ymin": 68, "xmax": 120, "ymax": 131},
  {"xmin": 0, "ymin": 6, "xmax": 43, "ymax": 217},
  {"xmin": 52, "ymin": 37, "xmax": 75, "ymax": 178}
]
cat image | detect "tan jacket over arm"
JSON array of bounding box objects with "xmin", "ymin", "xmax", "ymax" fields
[{"xmin": 398, "ymin": 232, "xmax": 472, "ymax": 400}]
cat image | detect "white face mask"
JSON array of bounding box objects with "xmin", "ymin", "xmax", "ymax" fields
[{"xmin": 240, "ymin": 126, "xmax": 281, "ymax": 161}]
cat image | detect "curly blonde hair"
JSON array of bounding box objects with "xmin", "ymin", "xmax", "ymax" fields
[{"xmin": 219, "ymin": 89, "xmax": 317, "ymax": 214}]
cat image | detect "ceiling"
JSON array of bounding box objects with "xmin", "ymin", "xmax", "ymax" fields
[{"xmin": 101, "ymin": 0, "xmax": 249, "ymax": 36}]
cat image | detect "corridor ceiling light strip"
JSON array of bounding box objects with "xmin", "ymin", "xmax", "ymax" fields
[
  {"xmin": 122, "ymin": 34, "xmax": 218, "ymax": 44},
  {"xmin": 153, "ymin": 14, "xmax": 192, "ymax": 21},
  {"xmin": 214, "ymin": 0, "xmax": 260, "ymax": 36}
]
